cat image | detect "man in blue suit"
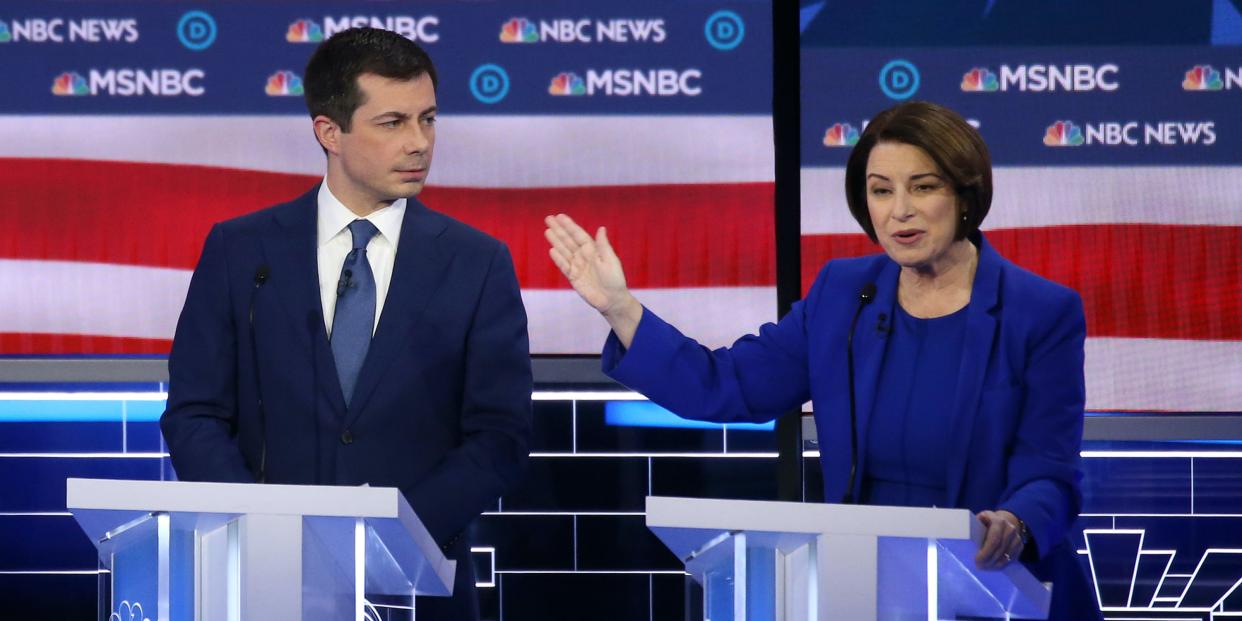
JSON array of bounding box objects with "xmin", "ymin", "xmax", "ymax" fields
[{"xmin": 161, "ymin": 28, "xmax": 532, "ymax": 620}]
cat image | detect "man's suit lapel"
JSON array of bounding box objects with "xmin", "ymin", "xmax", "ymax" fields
[
  {"xmin": 346, "ymin": 199, "xmax": 451, "ymax": 425},
  {"xmin": 263, "ymin": 185, "xmax": 348, "ymax": 416},
  {"xmin": 944, "ymin": 235, "xmax": 1002, "ymax": 506}
]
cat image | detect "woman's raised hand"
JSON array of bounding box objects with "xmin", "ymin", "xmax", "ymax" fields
[{"xmin": 545, "ymin": 213, "xmax": 643, "ymax": 346}]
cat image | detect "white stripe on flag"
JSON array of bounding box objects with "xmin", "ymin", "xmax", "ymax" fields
[
  {"xmin": 522, "ymin": 286, "xmax": 778, "ymax": 354},
  {"xmin": 0, "ymin": 259, "xmax": 189, "ymax": 340},
  {"xmin": 801, "ymin": 166, "xmax": 1242, "ymax": 234},
  {"xmin": 1085, "ymin": 337, "xmax": 1242, "ymax": 412},
  {"xmin": 5, "ymin": 260, "xmax": 1237, "ymax": 411},
  {"xmin": 0, "ymin": 115, "xmax": 774, "ymax": 188}
]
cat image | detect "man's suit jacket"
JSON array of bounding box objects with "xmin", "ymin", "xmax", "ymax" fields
[
  {"xmin": 161, "ymin": 185, "xmax": 532, "ymax": 620},
  {"xmin": 604, "ymin": 234, "xmax": 1100, "ymax": 618}
]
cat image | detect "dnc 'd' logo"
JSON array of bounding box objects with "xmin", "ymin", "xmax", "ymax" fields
[
  {"xmin": 822, "ymin": 123, "xmax": 860, "ymax": 147},
  {"xmin": 704, "ymin": 10, "xmax": 744, "ymax": 50},
  {"xmin": 286, "ymin": 19, "xmax": 324, "ymax": 42},
  {"xmin": 1044, "ymin": 121, "xmax": 1085, "ymax": 147},
  {"xmin": 265, "ymin": 70, "xmax": 304, "ymax": 96}
]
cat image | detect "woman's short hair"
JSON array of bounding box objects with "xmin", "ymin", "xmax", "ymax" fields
[{"xmin": 844, "ymin": 101, "xmax": 992, "ymax": 242}]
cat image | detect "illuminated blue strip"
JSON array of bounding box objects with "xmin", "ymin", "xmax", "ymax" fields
[
  {"xmin": 605, "ymin": 401, "xmax": 774, "ymax": 431},
  {"xmin": 0, "ymin": 400, "xmax": 165, "ymax": 422}
]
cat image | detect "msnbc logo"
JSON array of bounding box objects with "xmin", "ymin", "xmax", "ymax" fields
[
  {"xmin": 961, "ymin": 67, "xmax": 999, "ymax": 92},
  {"xmin": 500, "ymin": 18, "xmax": 537, "ymax": 43},
  {"xmin": 1043, "ymin": 121, "xmax": 1084, "ymax": 147},
  {"xmin": 52, "ymin": 71, "xmax": 89, "ymax": 95},
  {"xmin": 823, "ymin": 123, "xmax": 859, "ymax": 147},
  {"xmin": 265, "ymin": 70, "xmax": 304, "ymax": 96},
  {"xmin": 286, "ymin": 19, "xmax": 324, "ymax": 43},
  {"xmin": 0, "ymin": 20, "xmax": 11, "ymax": 43},
  {"xmin": 549, "ymin": 72, "xmax": 586, "ymax": 96},
  {"xmin": 1183, "ymin": 65, "xmax": 1224, "ymax": 91}
]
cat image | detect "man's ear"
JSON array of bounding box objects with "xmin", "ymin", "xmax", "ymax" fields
[{"xmin": 313, "ymin": 115, "xmax": 342, "ymax": 155}]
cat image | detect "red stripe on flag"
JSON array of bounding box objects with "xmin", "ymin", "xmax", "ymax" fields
[
  {"xmin": 0, "ymin": 333, "xmax": 172, "ymax": 355},
  {"xmin": 0, "ymin": 158, "xmax": 775, "ymax": 289},
  {"xmin": 801, "ymin": 225, "xmax": 1242, "ymax": 341}
]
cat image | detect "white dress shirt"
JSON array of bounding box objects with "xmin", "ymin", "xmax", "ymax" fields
[{"xmin": 317, "ymin": 180, "xmax": 406, "ymax": 337}]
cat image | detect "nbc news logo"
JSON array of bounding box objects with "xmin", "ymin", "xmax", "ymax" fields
[
  {"xmin": 823, "ymin": 123, "xmax": 860, "ymax": 147},
  {"xmin": 548, "ymin": 72, "xmax": 586, "ymax": 95},
  {"xmin": 286, "ymin": 19, "xmax": 324, "ymax": 43},
  {"xmin": 265, "ymin": 70, "xmax": 304, "ymax": 96},
  {"xmin": 1182, "ymin": 64, "xmax": 1241, "ymax": 91}
]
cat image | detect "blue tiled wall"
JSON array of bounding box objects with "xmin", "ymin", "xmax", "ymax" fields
[{"xmin": 2, "ymin": 391, "xmax": 1240, "ymax": 620}]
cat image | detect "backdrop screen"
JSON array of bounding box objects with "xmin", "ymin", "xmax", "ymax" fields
[
  {"xmin": 0, "ymin": 1, "xmax": 774, "ymax": 356},
  {"xmin": 799, "ymin": 0, "xmax": 1242, "ymax": 412}
]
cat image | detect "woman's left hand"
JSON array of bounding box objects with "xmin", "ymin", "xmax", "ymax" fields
[{"xmin": 975, "ymin": 510, "xmax": 1025, "ymax": 569}]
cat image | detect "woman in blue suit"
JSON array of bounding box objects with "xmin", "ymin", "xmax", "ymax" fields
[{"xmin": 545, "ymin": 101, "xmax": 1099, "ymax": 619}]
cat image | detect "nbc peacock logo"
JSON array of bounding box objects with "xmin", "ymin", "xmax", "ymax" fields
[
  {"xmin": 0, "ymin": 20, "xmax": 12, "ymax": 43},
  {"xmin": 822, "ymin": 123, "xmax": 860, "ymax": 147},
  {"xmin": 548, "ymin": 72, "xmax": 586, "ymax": 95},
  {"xmin": 1182, "ymin": 65, "xmax": 1224, "ymax": 91},
  {"xmin": 52, "ymin": 71, "xmax": 89, "ymax": 96},
  {"xmin": 500, "ymin": 17, "xmax": 537, "ymax": 43},
  {"xmin": 1043, "ymin": 121, "xmax": 1084, "ymax": 147},
  {"xmin": 960, "ymin": 67, "xmax": 999, "ymax": 92},
  {"xmin": 286, "ymin": 19, "xmax": 324, "ymax": 43},
  {"xmin": 265, "ymin": 70, "xmax": 304, "ymax": 96}
]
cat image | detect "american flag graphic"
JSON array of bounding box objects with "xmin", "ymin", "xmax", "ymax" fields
[
  {"xmin": 2, "ymin": 117, "xmax": 1239, "ymax": 412},
  {"xmin": 803, "ymin": 167, "xmax": 1242, "ymax": 413},
  {"xmin": 0, "ymin": 114, "xmax": 777, "ymax": 357}
]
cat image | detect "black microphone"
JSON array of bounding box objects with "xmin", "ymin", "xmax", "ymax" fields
[
  {"xmin": 842, "ymin": 282, "xmax": 876, "ymax": 504},
  {"xmin": 336, "ymin": 269, "xmax": 353, "ymax": 298},
  {"xmin": 249, "ymin": 265, "xmax": 270, "ymax": 483},
  {"xmin": 876, "ymin": 312, "xmax": 891, "ymax": 337}
]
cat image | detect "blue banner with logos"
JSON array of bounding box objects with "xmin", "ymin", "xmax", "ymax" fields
[
  {"xmin": 802, "ymin": 48, "xmax": 1242, "ymax": 166},
  {"xmin": 0, "ymin": 1, "xmax": 771, "ymax": 115}
]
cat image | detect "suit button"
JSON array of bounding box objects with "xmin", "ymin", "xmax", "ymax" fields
[{"xmin": 340, "ymin": 430, "xmax": 354, "ymax": 445}]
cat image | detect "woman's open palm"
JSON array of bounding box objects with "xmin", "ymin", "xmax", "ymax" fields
[{"xmin": 544, "ymin": 214, "xmax": 630, "ymax": 315}]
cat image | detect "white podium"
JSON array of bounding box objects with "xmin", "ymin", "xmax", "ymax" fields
[
  {"xmin": 67, "ymin": 478, "xmax": 455, "ymax": 621},
  {"xmin": 646, "ymin": 496, "xmax": 1051, "ymax": 620}
]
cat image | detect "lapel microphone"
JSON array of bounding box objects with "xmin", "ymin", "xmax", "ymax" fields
[
  {"xmin": 842, "ymin": 282, "xmax": 876, "ymax": 504},
  {"xmin": 249, "ymin": 265, "xmax": 271, "ymax": 483}
]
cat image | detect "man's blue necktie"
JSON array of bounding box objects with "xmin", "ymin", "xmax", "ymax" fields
[{"xmin": 331, "ymin": 219, "xmax": 380, "ymax": 406}]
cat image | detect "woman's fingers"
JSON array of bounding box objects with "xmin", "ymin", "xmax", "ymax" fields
[
  {"xmin": 547, "ymin": 246, "xmax": 571, "ymax": 275},
  {"xmin": 595, "ymin": 226, "xmax": 618, "ymax": 263},
  {"xmin": 545, "ymin": 215, "xmax": 580, "ymax": 254},
  {"xmin": 543, "ymin": 226, "xmax": 576, "ymax": 269},
  {"xmin": 976, "ymin": 513, "xmax": 1005, "ymax": 568},
  {"xmin": 975, "ymin": 511, "xmax": 1021, "ymax": 569},
  {"xmin": 557, "ymin": 213, "xmax": 595, "ymax": 247}
]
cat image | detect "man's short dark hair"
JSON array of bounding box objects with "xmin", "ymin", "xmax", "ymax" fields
[
  {"xmin": 304, "ymin": 27, "xmax": 438, "ymax": 132},
  {"xmin": 844, "ymin": 101, "xmax": 993, "ymax": 243}
]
